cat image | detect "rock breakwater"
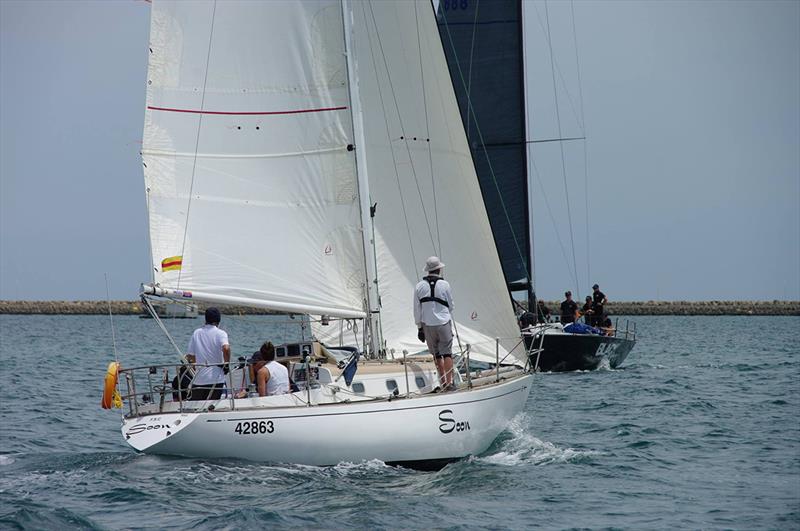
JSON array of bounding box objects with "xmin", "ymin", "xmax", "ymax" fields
[{"xmin": 0, "ymin": 300, "xmax": 797, "ymax": 316}]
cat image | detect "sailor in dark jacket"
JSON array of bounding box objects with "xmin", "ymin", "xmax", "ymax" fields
[
  {"xmin": 560, "ymin": 291, "xmax": 579, "ymax": 324},
  {"xmin": 591, "ymin": 284, "xmax": 607, "ymax": 327}
]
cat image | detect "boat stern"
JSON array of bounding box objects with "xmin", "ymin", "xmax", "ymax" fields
[{"xmin": 122, "ymin": 413, "xmax": 197, "ymax": 452}]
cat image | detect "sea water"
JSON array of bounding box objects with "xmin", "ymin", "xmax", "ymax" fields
[{"xmin": 0, "ymin": 314, "xmax": 797, "ymax": 529}]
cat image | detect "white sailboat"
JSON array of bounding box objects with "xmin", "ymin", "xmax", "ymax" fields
[{"xmin": 108, "ymin": 0, "xmax": 534, "ymax": 469}]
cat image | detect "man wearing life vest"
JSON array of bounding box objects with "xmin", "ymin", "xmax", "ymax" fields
[{"xmin": 413, "ymin": 256, "xmax": 456, "ymax": 391}]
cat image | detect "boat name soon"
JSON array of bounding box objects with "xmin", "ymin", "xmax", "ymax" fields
[
  {"xmin": 126, "ymin": 423, "xmax": 171, "ymax": 437},
  {"xmin": 438, "ymin": 409, "xmax": 471, "ymax": 433}
]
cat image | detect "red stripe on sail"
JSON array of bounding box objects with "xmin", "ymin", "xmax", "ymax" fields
[
  {"xmin": 147, "ymin": 105, "xmax": 348, "ymax": 116},
  {"xmin": 162, "ymin": 260, "xmax": 182, "ymax": 268}
]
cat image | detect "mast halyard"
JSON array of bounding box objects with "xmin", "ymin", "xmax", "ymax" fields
[{"xmin": 341, "ymin": 0, "xmax": 382, "ymax": 358}]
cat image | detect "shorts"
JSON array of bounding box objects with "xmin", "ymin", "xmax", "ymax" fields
[
  {"xmin": 189, "ymin": 383, "xmax": 223, "ymax": 401},
  {"xmin": 423, "ymin": 322, "xmax": 453, "ymax": 359}
]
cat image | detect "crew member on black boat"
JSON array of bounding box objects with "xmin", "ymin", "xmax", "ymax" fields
[
  {"xmin": 186, "ymin": 307, "xmax": 230, "ymax": 401},
  {"xmin": 591, "ymin": 284, "xmax": 607, "ymax": 327},
  {"xmin": 581, "ymin": 296, "xmax": 594, "ymax": 324},
  {"xmin": 560, "ymin": 291, "xmax": 579, "ymax": 324},
  {"xmin": 536, "ymin": 300, "xmax": 551, "ymax": 323},
  {"xmin": 414, "ymin": 256, "xmax": 456, "ymax": 391},
  {"xmin": 600, "ymin": 316, "xmax": 615, "ymax": 336},
  {"xmin": 519, "ymin": 309, "xmax": 536, "ymax": 329}
]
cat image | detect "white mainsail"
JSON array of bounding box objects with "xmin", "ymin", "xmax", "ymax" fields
[
  {"xmin": 345, "ymin": 0, "xmax": 523, "ymax": 361},
  {"xmin": 142, "ymin": 0, "xmax": 367, "ymax": 318}
]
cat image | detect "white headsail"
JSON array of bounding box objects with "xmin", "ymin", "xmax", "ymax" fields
[
  {"xmin": 315, "ymin": 1, "xmax": 523, "ymax": 362},
  {"xmin": 142, "ymin": 0, "xmax": 367, "ymax": 318}
]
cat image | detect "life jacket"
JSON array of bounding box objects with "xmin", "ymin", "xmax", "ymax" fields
[{"xmin": 419, "ymin": 275, "xmax": 449, "ymax": 308}]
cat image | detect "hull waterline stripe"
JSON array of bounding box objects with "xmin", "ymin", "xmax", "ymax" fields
[{"xmin": 147, "ymin": 105, "xmax": 348, "ymax": 116}]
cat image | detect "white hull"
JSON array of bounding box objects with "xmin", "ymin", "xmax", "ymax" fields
[{"xmin": 122, "ymin": 374, "xmax": 533, "ymax": 467}]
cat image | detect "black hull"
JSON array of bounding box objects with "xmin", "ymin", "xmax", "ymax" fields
[{"xmin": 529, "ymin": 333, "xmax": 635, "ymax": 372}]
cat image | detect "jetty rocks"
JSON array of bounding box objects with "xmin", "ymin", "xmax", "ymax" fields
[{"xmin": 0, "ymin": 300, "xmax": 798, "ymax": 316}]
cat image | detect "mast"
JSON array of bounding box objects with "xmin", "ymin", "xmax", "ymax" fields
[
  {"xmin": 341, "ymin": 0, "xmax": 381, "ymax": 357},
  {"xmin": 520, "ymin": 0, "xmax": 535, "ymax": 309}
]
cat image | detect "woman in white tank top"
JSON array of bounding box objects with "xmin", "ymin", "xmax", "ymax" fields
[
  {"xmin": 252, "ymin": 342, "xmax": 290, "ymax": 396},
  {"xmin": 263, "ymin": 360, "xmax": 289, "ymax": 396}
]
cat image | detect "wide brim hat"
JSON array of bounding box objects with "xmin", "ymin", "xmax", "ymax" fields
[{"xmin": 423, "ymin": 256, "xmax": 445, "ymax": 272}]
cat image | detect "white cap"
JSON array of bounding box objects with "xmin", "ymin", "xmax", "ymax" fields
[{"xmin": 423, "ymin": 256, "xmax": 445, "ymax": 273}]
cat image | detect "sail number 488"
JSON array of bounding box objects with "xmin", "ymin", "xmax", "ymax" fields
[{"xmin": 234, "ymin": 420, "xmax": 274, "ymax": 435}]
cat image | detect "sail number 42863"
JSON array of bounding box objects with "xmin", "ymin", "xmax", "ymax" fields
[{"xmin": 234, "ymin": 420, "xmax": 274, "ymax": 435}]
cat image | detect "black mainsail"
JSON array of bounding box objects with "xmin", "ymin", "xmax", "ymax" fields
[{"xmin": 436, "ymin": 0, "xmax": 531, "ymax": 303}]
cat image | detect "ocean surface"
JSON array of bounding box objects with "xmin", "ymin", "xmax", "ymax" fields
[{"xmin": 0, "ymin": 314, "xmax": 797, "ymax": 530}]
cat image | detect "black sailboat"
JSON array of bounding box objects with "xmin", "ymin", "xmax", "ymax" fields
[{"xmin": 436, "ymin": 0, "xmax": 635, "ymax": 371}]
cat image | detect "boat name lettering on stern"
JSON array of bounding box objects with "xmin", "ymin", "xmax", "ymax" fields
[
  {"xmin": 125, "ymin": 423, "xmax": 171, "ymax": 437},
  {"xmin": 438, "ymin": 409, "xmax": 470, "ymax": 434},
  {"xmin": 234, "ymin": 420, "xmax": 275, "ymax": 435}
]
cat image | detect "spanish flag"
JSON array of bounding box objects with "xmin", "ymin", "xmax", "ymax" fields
[{"xmin": 161, "ymin": 255, "xmax": 183, "ymax": 272}]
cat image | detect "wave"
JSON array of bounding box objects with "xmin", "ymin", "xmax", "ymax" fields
[
  {"xmin": 475, "ymin": 414, "xmax": 601, "ymax": 466},
  {"xmin": 0, "ymin": 505, "xmax": 102, "ymax": 531}
]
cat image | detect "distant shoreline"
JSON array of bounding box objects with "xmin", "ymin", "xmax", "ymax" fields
[{"xmin": 0, "ymin": 300, "xmax": 797, "ymax": 316}]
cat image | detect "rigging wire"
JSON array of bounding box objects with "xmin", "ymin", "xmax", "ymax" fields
[
  {"xmin": 177, "ymin": 0, "xmax": 218, "ymax": 289},
  {"xmin": 141, "ymin": 296, "xmax": 190, "ymax": 361},
  {"xmin": 366, "ymin": 1, "xmax": 440, "ymax": 254},
  {"xmin": 530, "ymin": 154, "xmax": 579, "ymax": 284},
  {"xmin": 522, "ymin": 0, "xmax": 537, "ymax": 296},
  {"xmin": 437, "ymin": 6, "xmax": 528, "ymax": 274},
  {"xmin": 360, "ymin": 2, "xmax": 418, "ymax": 272},
  {"xmin": 145, "ymin": 188, "xmax": 155, "ymax": 285},
  {"xmin": 466, "ymin": 0, "xmax": 481, "ymax": 143},
  {"xmin": 544, "ymin": 0, "xmax": 580, "ymax": 294},
  {"xmin": 531, "ymin": 1, "xmax": 585, "ymax": 136},
  {"xmin": 414, "ymin": 0, "xmax": 442, "ymax": 255},
  {"xmin": 104, "ymin": 274, "xmax": 119, "ymax": 365},
  {"xmin": 570, "ymin": 0, "xmax": 592, "ymax": 290}
]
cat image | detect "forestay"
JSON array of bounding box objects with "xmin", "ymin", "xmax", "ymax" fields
[{"xmin": 142, "ymin": 0, "xmax": 367, "ymax": 318}]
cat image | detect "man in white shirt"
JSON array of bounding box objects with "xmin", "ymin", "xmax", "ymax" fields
[
  {"xmin": 186, "ymin": 307, "xmax": 231, "ymax": 401},
  {"xmin": 413, "ymin": 256, "xmax": 456, "ymax": 391}
]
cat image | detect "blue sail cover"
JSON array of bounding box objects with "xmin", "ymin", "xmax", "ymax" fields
[{"xmin": 436, "ymin": 0, "xmax": 530, "ymax": 295}]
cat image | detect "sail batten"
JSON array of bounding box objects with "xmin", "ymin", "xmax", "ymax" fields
[
  {"xmin": 142, "ymin": 145, "xmax": 346, "ymax": 159},
  {"xmin": 146, "ymin": 105, "xmax": 348, "ymax": 116}
]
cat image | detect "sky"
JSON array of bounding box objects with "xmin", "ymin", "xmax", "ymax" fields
[{"xmin": 0, "ymin": 0, "xmax": 798, "ymax": 302}]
